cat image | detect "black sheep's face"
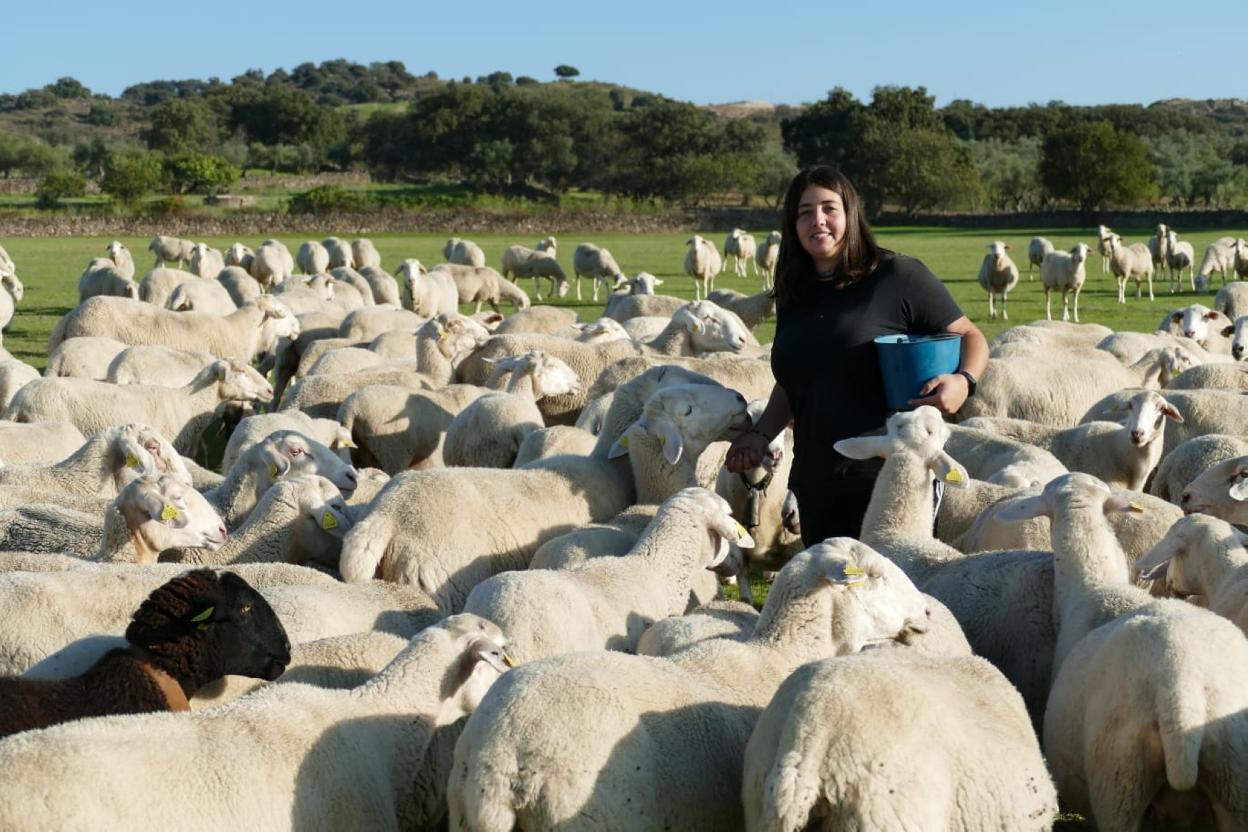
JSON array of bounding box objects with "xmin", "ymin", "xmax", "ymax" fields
[{"xmin": 212, "ymin": 573, "xmax": 291, "ymax": 681}]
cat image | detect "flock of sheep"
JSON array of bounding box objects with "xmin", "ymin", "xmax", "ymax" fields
[
  {"xmin": 0, "ymin": 225, "xmax": 1244, "ymax": 830},
  {"xmin": 977, "ymin": 223, "xmax": 1248, "ymax": 326}
]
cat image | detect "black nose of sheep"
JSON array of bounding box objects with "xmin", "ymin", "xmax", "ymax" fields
[{"xmin": 213, "ymin": 572, "xmax": 291, "ymax": 681}]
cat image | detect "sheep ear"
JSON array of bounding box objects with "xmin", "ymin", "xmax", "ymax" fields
[
  {"xmin": 607, "ymin": 426, "xmax": 636, "ymax": 459},
  {"xmin": 213, "ymin": 361, "xmax": 229, "ymax": 382},
  {"xmin": 259, "ymin": 443, "xmax": 291, "ymax": 480},
  {"xmin": 708, "ymin": 511, "xmax": 754, "ymax": 552},
  {"xmin": 825, "ymin": 561, "xmax": 868, "ymax": 587},
  {"xmin": 1229, "ymin": 478, "xmax": 1248, "ymax": 501},
  {"xmin": 1159, "ymin": 400, "xmax": 1184, "ymax": 423},
  {"xmin": 650, "ymin": 421, "xmax": 684, "ymax": 465},
  {"xmin": 1222, "ymin": 325, "xmax": 1235, "ymax": 337},
  {"xmin": 189, "ymin": 606, "xmax": 215, "ymax": 631},
  {"xmin": 118, "ymin": 437, "xmax": 153, "ymax": 475},
  {"xmin": 833, "ymin": 435, "xmax": 892, "ymax": 460},
  {"xmin": 1134, "ymin": 545, "xmax": 1174, "ymax": 581},
  {"xmin": 132, "ymin": 485, "xmax": 169, "ymax": 523},
  {"xmin": 994, "ymin": 495, "xmax": 1052, "ymax": 522},
  {"xmin": 929, "ymin": 451, "xmax": 969, "ymax": 488},
  {"xmin": 686, "ymin": 317, "xmax": 705, "ymax": 335},
  {"xmin": 1104, "ymin": 495, "xmax": 1144, "ymax": 515}
]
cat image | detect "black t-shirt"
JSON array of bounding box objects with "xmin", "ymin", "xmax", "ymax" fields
[{"xmin": 771, "ymin": 252, "xmax": 963, "ymax": 492}]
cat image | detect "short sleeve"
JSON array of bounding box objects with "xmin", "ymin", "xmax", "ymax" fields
[{"xmin": 893, "ymin": 255, "xmax": 964, "ymax": 333}]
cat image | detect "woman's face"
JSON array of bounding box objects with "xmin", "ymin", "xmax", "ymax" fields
[{"xmin": 795, "ymin": 185, "xmax": 847, "ymax": 271}]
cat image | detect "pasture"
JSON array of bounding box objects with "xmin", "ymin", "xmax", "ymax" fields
[{"xmin": 4, "ymin": 225, "xmax": 1246, "ymax": 370}]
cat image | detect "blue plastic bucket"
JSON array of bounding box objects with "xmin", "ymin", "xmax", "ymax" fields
[{"xmin": 874, "ymin": 333, "xmax": 963, "ymax": 411}]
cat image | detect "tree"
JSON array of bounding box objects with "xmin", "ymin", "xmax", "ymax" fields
[
  {"xmin": 46, "ymin": 77, "xmax": 91, "ymax": 99},
  {"xmin": 143, "ymin": 97, "xmax": 219, "ymax": 153},
  {"xmin": 164, "ymin": 151, "xmax": 239, "ymax": 194},
  {"xmin": 874, "ymin": 129, "xmax": 982, "ymax": 214},
  {"xmin": 553, "ymin": 65, "xmax": 580, "ymax": 80},
  {"xmin": 71, "ymin": 137, "xmax": 111, "ymax": 179},
  {"xmin": 100, "ymin": 148, "xmax": 167, "ymax": 205},
  {"xmin": 35, "ymin": 170, "xmax": 86, "ymax": 208},
  {"xmin": 968, "ymin": 137, "xmax": 1043, "ymax": 212},
  {"xmin": 1040, "ymin": 121, "xmax": 1156, "ymax": 213},
  {"xmin": 779, "ymin": 87, "xmax": 862, "ymax": 170}
]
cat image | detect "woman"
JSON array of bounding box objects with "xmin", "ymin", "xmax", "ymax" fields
[{"xmin": 725, "ymin": 166, "xmax": 988, "ymax": 546}]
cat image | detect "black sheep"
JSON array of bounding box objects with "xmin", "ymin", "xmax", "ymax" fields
[{"xmin": 0, "ymin": 569, "xmax": 290, "ymax": 738}]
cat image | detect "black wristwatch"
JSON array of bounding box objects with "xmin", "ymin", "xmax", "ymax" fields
[{"xmin": 956, "ymin": 369, "xmax": 977, "ymax": 397}]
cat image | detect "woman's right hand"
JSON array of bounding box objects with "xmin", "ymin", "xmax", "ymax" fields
[{"xmin": 726, "ymin": 431, "xmax": 770, "ymax": 473}]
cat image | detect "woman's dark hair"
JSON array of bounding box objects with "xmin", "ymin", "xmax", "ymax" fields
[{"xmin": 772, "ymin": 166, "xmax": 880, "ymax": 307}]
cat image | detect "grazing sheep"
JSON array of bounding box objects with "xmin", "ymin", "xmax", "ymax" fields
[
  {"xmin": 138, "ymin": 266, "xmax": 197, "ymax": 306},
  {"xmin": 448, "ymin": 539, "xmax": 931, "ymax": 832},
  {"xmin": 49, "ymin": 295, "xmax": 298, "ymax": 364},
  {"xmin": 78, "ymin": 259, "xmax": 139, "ymax": 302},
  {"xmin": 166, "ymin": 279, "xmax": 237, "ymax": 316},
  {"xmin": 685, "ymin": 234, "xmax": 723, "ymax": 301},
  {"xmin": 320, "ymin": 236, "xmax": 353, "ymax": 270},
  {"xmin": 105, "ymin": 345, "xmax": 217, "ymax": 388},
  {"xmin": 5, "ymin": 358, "xmax": 273, "ymax": 454},
  {"xmin": 1039, "ymin": 242, "xmax": 1091, "ymax": 322},
  {"xmin": 1145, "ymin": 223, "xmax": 1171, "ymax": 283},
  {"xmin": 707, "ymin": 288, "xmax": 777, "ymax": 329},
  {"xmin": 350, "ymin": 238, "xmax": 381, "ymax": 270},
  {"xmin": 1214, "ymin": 280, "xmax": 1248, "ymax": 321},
  {"xmin": 357, "ymin": 264, "xmax": 400, "ymax": 307},
  {"xmin": 433, "ymin": 263, "xmax": 530, "ymax": 313},
  {"xmin": 1165, "ymin": 229, "xmax": 1196, "ymax": 293},
  {"xmin": 188, "ymin": 243, "xmax": 225, "ymax": 279},
  {"xmin": 250, "ymin": 239, "xmax": 293, "ymax": 289},
  {"xmin": 444, "ymin": 237, "xmax": 487, "ymax": 267},
  {"xmin": 0, "ymin": 615, "xmax": 512, "ymax": 832},
  {"xmin": 443, "ymin": 351, "xmax": 581, "ymax": 469},
  {"xmin": 1135, "ymin": 513, "xmax": 1248, "ymax": 634},
  {"xmin": 1026, "ymin": 236, "xmax": 1055, "ymax": 280},
  {"xmin": 571, "ymin": 243, "xmax": 625, "ymax": 302},
  {"xmin": 977, "ymin": 240, "xmax": 1020, "ymax": 320},
  {"xmin": 742, "ymin": 650, "xmax": 1057, "ymax": 832},
  {"xmin": 147, "ymin": 235, "xmax": 194, "ymax": 268},
  {"xmin": 1195, "ymin": 238, "xmax": 1237, "ymax": 291},
  {"xmin": 1107, "ymin": 233, "xmax": 1155, "ymax": 303},
  {"xmin": 756, "ymin": 230, "xmax": 781, "ymax": 289},
  {"xmin": 214, "ymin": 265, "xmax": 262, "ymax": 308},
  {"xmin": 500, "ymin": 246, "xmax": 568, "ymax": 302},
  {"xmin": 295, "ymin": 240, "xmax": 330, "ymax": 275},
  {"xmin": 1150, "ymin": 434, "xmax": 1248, "ymax": 504},
  {"xmin": 222, "ymin": 242, "xmax": 253, "ymax": 272},
  {"xmin": 0, "ymin": 570, "xmax": 289, "ymax": 739}
]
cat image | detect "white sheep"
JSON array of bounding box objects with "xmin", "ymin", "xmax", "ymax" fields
[
  {"xmin": 222, "ymin": 242, "xmax": 253, "ymax": 272},
  {"xmin": 1135, "ymin": 513, "xmax": 1248, "ymax": 634},
  {"xmin": 1194, "ymin": 237, "xmax": 1237, "ymax": 291},
  {"xmin": 1161, "ymin": 302, "xmax": 1232, "ymax": 353},
  {"xmin": 741, "ymin": 649, "xmax": 1057, "ymax": 831},
  {"xmin": 188, "ymin": 243, "xmax": 225, "ymax": 279},
  {"xmin": 499, "ymin": 246, "xmax": 567, "ymax": 302},
  {"xmin": 1096, "ymin": 224, "xmax": 1114, "ymax": 273},
  {"xmin": 221, "ymin": 411, "xmax": 353, "ymax": 472},
  {"xmin": 432, "ymin": 263, "xmax": 530, "ymax": 313},
  {"xmin": 100, "ymin": 240, "xmax": 134, "ymax": 278},
  {"xmin": 976, "ymin": 240, "xmax": 1020, "ymax": 320},
  {"xmin": 1039, "ymin": 242, "xmax": 1090, "ymax": 322},
  {"xmin": 1179, "ymin": 454, "xmax": 1248, "ymax": 524},
  {"xmin": 1165, "ymin": 229, "xmax": 1196, "ymax": 293},
  {"xmin": 319, "ymin": 236, "xmax": 353, "ymax": 270},
  {"xmin": 166, "ymin": 279, "xmax": 238, "ymax": 316},
  {"xmin": 398, "ymin": 259, "xmax": 459, "ymax": 317},
  {"xmin": 0, "ymin": 616, "xmax": 513, "ymax": 831},
  {"xmin": 463, "ymin": 487, "xmax": 752, "ymax": 662},
  {"xmin": 493, "ymin": 306, "xmax": 579, "ymax": 337},
  {"xmin": 448, "ymin": 539, "xmax": 932, "ymax": 831},
  {"xmin": 295, "ymin": 240, "xmax": 330, "ymax": 275},
  {"xmin": 250, "ymin": 239, "xmax": 293, "ymax": 289},
  {"xmin": 78, "ymin": 259, "xmax": 139, "ymax": 302},
  {"xmin": 706, "ymin": 288, "xmax": 777, "ymax": 329},
  {"xmin": 357, "ymin": 264, "xmax": 400, "ymax": 307},
  {"xmin": 722, "ymin": 227, "xmax": 758, "ymax": 278},
  {"xmin": 1214, "ymin": 279, "xmax": 1248, "ymax": 320},
  {"xmin": 755, "ymin": 230, "xmax": 781, "ymax": 289},
  {"xmin": 1106, "ymin": 233, "xmax": 1155, "ymax": 303},
  {"xmin": 444, "ymin": 236, "xmax": 487, "ymax": 267},
  {"xmin": 0, "ymin": 422, "xmax": 85, "ymax": 467},
  {"xmin": 1150, "ymin": 434, "xmax": 1248, "ymax": 505},
  {"xmin": 215, "ymin": 265, "xmax": 262, "ymax": 308},
  {"xmin": 350, "ymin": 237, "xmax": 381, "ymax": 269},
  {"xmin": 603, "ymin": 292, "xmax": 685, "ymax": 321},
  {"xmin": 442, "ymin": 351, "xmax": 581, "ymax": 469},
  {"xmin": 1082, "ymin": 387, "xmax": 1248, "ymax": 457},
  {"xmin": 147, "ymin": 235, "xmax": 194, "ymax": 268},
  {"xmin": 1026, "ymin": 235, "xmax": 1055, "ymax": 280},
  {"xmin": 685, "ymin": 234, "xmax": 723, "ymax": 301},
  {"xmin": 1146, "ymin": 222, "xmax": 1171, "ymax": 283},
  {"xmin": 571, "ymin": 243, "xmax": 626, "ymax": 302}
]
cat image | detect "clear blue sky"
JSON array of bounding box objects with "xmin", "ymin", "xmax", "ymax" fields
[{"xmin": 7, "ymin": 0, "xmax": 1246, "ymax": 108}]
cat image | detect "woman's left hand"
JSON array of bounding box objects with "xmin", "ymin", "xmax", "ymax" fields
[{"xmin": 908, "ymin": 373, "xmax": 969, "ymax": 415}]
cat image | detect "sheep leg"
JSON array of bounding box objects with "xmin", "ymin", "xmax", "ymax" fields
[
  {"xmin": 1071, "ymin": 288, "xmax": 1080, "ymax": 323},
  {"xmin": 1146, "ymin": 273, "xmax": 1154, "ymax": 301},
  {"xmin": 473, "ymin": 300, "xmax": 483, "ymax": 315},
  {"xmin": 987, "ymin": 292, "xmax": 995, "ymax": 321},
  {"xmin": 1001, "ymin": 291, "xmax": 1008, "ymax": 320},
  {"xmin": 1045, "ymin": 287, "xmax": 1053, "ymax": 321}
]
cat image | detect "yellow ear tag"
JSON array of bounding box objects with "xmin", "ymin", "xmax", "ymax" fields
[
  {"xmin": 341, "ymin": 438, "xmax": 355, "ymax": 448},
  {"xmin": 658, "ymin": 434, "xmax": 666, "ymax": 447},
  {"xmin": 125, "ymin": 454, "xmax": 139, "ymax": 469},
  {"xmin": 436, "ymin": 327, "xmax": 448, "ymax": 341},
  {"xmin": 734, "ymin": 520, "xmax": 749, "ymax": 540},
  {"xmin": 321, "ymin": 511, "xmax": 339, "ymax": 531},
  {"xmin": 691, "ymin": 320, "xmax": 704, "ymax": 334},
  {"xmin": 618, "ymin": 435, "xmax": 629, "ymax": 449},
  {"xmin": 841, "ymin": 564, "xmax": 867, "ymax": 585},
  {"xmin": 1129, "ymin": 502, "xmax": 1145, "ymax": 513},
  {"xmin": 268, "ymin": 463, "xmax": 280, "ymax": 479},
  {"xmin": 945, "ymin": 469, "xmax": 964, "ymax": 483},
  {"xmin": 191, "ymin": 606, "xmax": 214, "ymax": 631},
  {"xmin": 160, "ymin": 504, "xmax": 179, "ymax": 522}
]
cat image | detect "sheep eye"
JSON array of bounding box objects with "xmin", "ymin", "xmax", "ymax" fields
[
  {"xmin": 239, "ymin": 604, "xmax": 252, "ymax": 614},
  {"xmin": 684, "ymin": 405, "xmax": 693, "ymax": 416}
]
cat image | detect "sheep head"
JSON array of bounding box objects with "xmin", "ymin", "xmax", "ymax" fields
[
  {"xmin": 834, "ymin": 406, "xmax": 968, "ymax": 487},
  {"xmin": 674, "ymin": 300, "xmax": 749, "ymax": 354},
  {"xmin": 1120, "ymin": 390, "xmax": 1183, "ymax": 449},
  {"xmin": 121, "ymin": 475, "xmax": 228, "ymax": 562},
  {"xmin": 255, "ymin": 430, "xmax": 359, "ymax": 497},
  {"xmin": 609, "ymin": 382, "xmax": 751, "ymax": 465}
]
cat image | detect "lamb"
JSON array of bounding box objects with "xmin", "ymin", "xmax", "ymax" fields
[
  {"xmin": 463, "ymin": 488, "xmax": 752, "ymax": 662},
  {"xmin": 433, "ymin": 262, "xmax": 530, "ymax": 313},
  {"xmin": 250, "ymin": 239, "xmax": 293, "ymax": 289},
  {"xmin": 1106, "ymin": 233, "xmax": 1155, "ymax": 303},
  {"xmin": 494, "ymin": 306, "xmax": 579, "ymax": 336},
  {"xmin": 295, "ymin": 240, "xmax": 330, "ymax": 275},
  {"xmin": 0, "ymin": 422, "xmax": 85, "ymax": 466},
  {"xmin": 5, "ymin": 358, "xmax": 273, "ymax": 454},
  {"xmin": 685, "ymin": 234, "xmax": 724, "ymax": 300},
  {"xmin": 443, "ymin": 351, "xmax": 581, "ymax": 469},
  {"xmin": 188, "ymin": 243, "xmax": 225, "ymax": 279},
  {"xmin": 1135, "ymin": 513, "xmax": 1248, "ymax": 633},
  {"xmin": 1165, "ymin": 229, "xmax": 1196, "ymax": 293},
  {"xmin": 0, "ymin": 570, "xmax": 289, "ymax": 739},
  {"xmin": 1039, "ymin": 242, "xmax": 1091, "ymax": 322},
  {"xmin": 723, "ymin": 227, "xmax": 758, "ymax": 278},
  {"xmin": 138, "ymin": 266, "xmax": 197, "ymax": 306},
  {"xmin": 339, "ymin": 382, "xmax": 753, "ymax": 612},
  {"xmin": 104, "ymin": 240, "xmax": 135, "ymax": 278},
  {"xmin": 962, "ymin": 389, "xmax": 1182, "ymax": 491},
  {"xmin": 1179, "ymin": 455, "xmax": 1248, "ymax": 524},
  {"xmin": 357, "ymin": 264, "xmax": 400, "ymax": 307},
  {"xmin": 0, "ymin": 615, "xmax": 512, "ymax": 832},
  {"xmin": 1161, "ymin": 302, "xmax": 1231, "ymax": 352},
  {"xmin": 329, "ymin": 266, "xmax": 374, "ymax": 306},
  {"xmin": 49, "ymin": 295, "xmax": 298, "ymax": 364},
  {"xmin": 215, "ymin": 265, "xmax": 262, "ymax": 307},
  {"xmin": 444, "ymin": 236, "xmax": 487, "ymax": 267},
  {"xmin": 512, "ymin": 425, "xmax": 597, "ymax": 466},
  {"xmin": 223, "ymin": 242, "xmax": 253, "ymax": 272},
  {"xmin": 959, "ymin": 345, "xmax": 1193, "ymax": 427},
  {"xmin": 320, "ymin": 236, "xmax": 353, "ymax": 270},
  {"xmin": 1146, "ymin": 222, "xmax": 1171, "ymax": 283},
  {"xmin": 570, "ymin": 242, "xmax": 626, "ymax": 302},
  {"xmin": 1096, "ymin": 224, "xmax": 1114, "ymax": 272},
  {"xmin": 1026, "ymin": 235, "xmax": 1055, "ymax": 280},
  {"xmin": 1150, "ymin": 434, "xmax": 1248, "ymax": 504},
  {"xmin": 166, "ymin": 279, "xmax": 238, "ymax": 316},
  {"xmin": 105, "ymin": 345, "xmax": 217, "ymax": 387},
  {"xmin": 707, "ymin": 287, "xmax": 778, "ymax": 329},
  {"xmin": 567, "ymin": 317, "xmax": 629, "ymax": 343},
  {"xmin": 1214, "ymin": 280, "xmax": 1248, "ymax": 320},
  {"xmin": 976, "ymin": 240, "xmax": 1021, "ymax": 319},
  {"xmin": 448, "ymin": 539, "xmax": 932, "ymax": 832},
  {"xmin": 221, "ymin": 412, "xmax": 353, "ymax": 472},
  {"xmin": 78, "ymin": 259, "xmax": 139, "ymax": 301},
  {"xmin": 604, "ymin": 292, "xmax": 686, "ymax": 321},
  {"xmin": 941, "ymin": 425, "xmax": 1066, "ymax": 486},
  {"xmin": 147, "ymin": 235, "xmax": 194, "ymax": 268},
  {"xmin": 756, "ymin": 230, "xmax": 781, "ymax": 288},
  {"xmin": 0, "ymin": 358, "xmax": 37, "ymax": 410},
  {"xmin": 498, "ymin": 244, "xmax": 563, "ymax": 301},
  {"xmin": 1000, "ymin": 473, "xmax": 1248, "ymax": 830},
  {"xmin": 741, "ymin": 649, "xmax": 1057, "ymax": 832},
  {"xmin": 1194, "ymin": 237, "xmax": 1237, "ymax": 291},
  {"xmin": 351, "ymin": 237, "xmax": 381, "ymax": 269},
  {"xmin": 398, "ymin": 258, "xmax": 459, "ymax": 316},
  {"xmin": 1082, "ymin": 388, "xmax": 1248, "ymax": 457}
]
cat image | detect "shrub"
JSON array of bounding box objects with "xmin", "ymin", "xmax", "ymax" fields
[
  {"xmin": 164, "ymin": 152, "xmax": 240, "ymax": 195},
  {"xmin": 287, "ymin": 185, "xmax": 367, "ymax": 214},
  {"xmin": 35, "ymin": 170, "xmax": 87, "ymax": 208},
  {"xmin": 100, "ymin": 148, "xmax": 167, "ymax": 205}
]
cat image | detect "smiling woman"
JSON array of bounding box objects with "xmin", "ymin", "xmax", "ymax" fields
[{"xmin": 726, "ymin": 165, "xmax": 989, "ymax": 545}]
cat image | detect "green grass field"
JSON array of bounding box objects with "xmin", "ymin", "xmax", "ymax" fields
[{"xmin": 4, "ymin": 225, "xmax": 1245, "ymax": 371}]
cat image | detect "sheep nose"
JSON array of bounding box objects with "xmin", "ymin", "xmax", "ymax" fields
[
  {"xmin": 1130, "ymin": 429, "xmax": 1145, "ymax": 444},
  {"xmin": 346, "ymin": 468, "xmax": 359, "ymax": 484},
  {"xmin": 1183, "ymin": 330, "xmax": 1196, "ymax": 338},
  {"xmin": 1235, "ymin": 345, "xmax": 1244, "ymax": 359},
  {"xmin": 1180, "ymin": 491, "xmax": 1190, "ymax": 506},
  {"xmin": 218, "ymin": 524, "xmax": 229, "ymax": 542}
]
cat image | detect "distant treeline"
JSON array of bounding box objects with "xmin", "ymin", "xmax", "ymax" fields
[{"xmin": 1, "ymin": 60, "xmax": 1247, "ymax": 215}]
